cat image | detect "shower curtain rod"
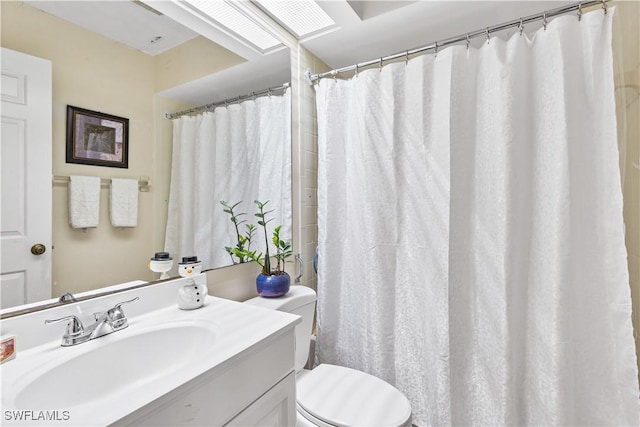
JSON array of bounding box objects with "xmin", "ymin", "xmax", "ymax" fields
[
  {"xmin": 307, "ymin": 0, "xmax": 606, "ymax": 83},
  {"xmin": 164, "ymin": 82, "xmax": 290, "ymax": 120}
]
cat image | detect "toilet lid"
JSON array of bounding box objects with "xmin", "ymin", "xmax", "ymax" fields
[{"xmin": 297, "ymin": 364, "xmax": 412, "ymax": 427}]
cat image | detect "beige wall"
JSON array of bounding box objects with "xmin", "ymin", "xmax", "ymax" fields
[
  {"xmin": 154, "ymin": 36, "xmax": 245, "ymax": 93},
  {"xmin": 151, "ymin": 95, "xmax": 190, "ymax": 258},
  {"xmin": 0, "ymin": 2, "xmax": 241, "ymax": 297},
  {"xmin": 612, "ymin": 0, "xmax": 640, "ymax": 375}
]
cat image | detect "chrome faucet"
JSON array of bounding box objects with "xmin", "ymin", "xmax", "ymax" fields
[{"xmin": 45, "ymin": 297, "xmax": 139, "ymax": 347}]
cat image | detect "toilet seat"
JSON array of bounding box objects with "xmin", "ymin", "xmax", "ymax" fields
[{"xmin": 296, "ymin": 364, "xmax": 412, "ymax": 427}]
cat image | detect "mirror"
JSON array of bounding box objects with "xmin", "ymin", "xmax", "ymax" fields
[{"xmin": 0, "ymin": 0, "xmax": 292, "ymax": 313}]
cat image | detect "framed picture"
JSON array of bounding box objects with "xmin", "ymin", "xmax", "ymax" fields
[{"xmin": 66, "ymin": 105, "xmax": 129, "ymax": 168}]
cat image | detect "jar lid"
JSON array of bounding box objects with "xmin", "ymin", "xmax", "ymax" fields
[{"xmin": 151, "ymin": 252, "xmax": 172, "ymax": 261}]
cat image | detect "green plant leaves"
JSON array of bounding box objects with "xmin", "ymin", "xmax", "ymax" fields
[
  {"xmin": 221, "ymin": 199, "xmax": 291, "ymax": 275},
  {"xmin": 220, "ymin": 200, "xmax": 253, "ymax": 264}
]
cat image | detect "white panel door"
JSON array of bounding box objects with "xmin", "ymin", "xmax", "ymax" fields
[{"xmin": 1, "ymin": 47, "xmax": 52, "ymax": 308}]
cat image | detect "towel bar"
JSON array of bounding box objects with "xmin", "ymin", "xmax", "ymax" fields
[{"xmin": 52, "ymin": 175, "xmax": 151, "ymax": 192}]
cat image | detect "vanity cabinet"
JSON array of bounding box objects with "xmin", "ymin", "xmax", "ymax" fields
[
  {"xmin": 117, "ymin": 329, "xmax": 297, "ymax": 426},
  {"xmin": 226, "ymin": 372, "xmax": 296, "ymax": 426}
]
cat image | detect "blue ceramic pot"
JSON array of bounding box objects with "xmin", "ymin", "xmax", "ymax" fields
[{"xmin": 256, "ymin": 272, "xmax": 290, "ymax": 297}]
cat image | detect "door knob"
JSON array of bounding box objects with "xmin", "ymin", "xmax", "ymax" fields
[{"xmin": 31, "ymin": 243, "xmax": 46, "ymax": 255}]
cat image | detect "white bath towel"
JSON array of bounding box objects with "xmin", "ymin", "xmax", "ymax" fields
[
  {"xmin": 110, "ymin": 178, "xmax": 138, "ymax": 227},
  {"xmin": 68, "ymin": 175, "xmax": 100, "ymax": 229}
]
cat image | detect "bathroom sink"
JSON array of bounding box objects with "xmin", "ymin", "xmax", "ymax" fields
[
  {"xmin": 1, "ymin": 275, "xmax": 301, "ymax": 426},
  {"xmin": 12, "ymin": 321, "xmax": 217, "ymax": 409}
]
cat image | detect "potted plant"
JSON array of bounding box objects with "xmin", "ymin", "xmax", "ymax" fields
[
  {"xmin": 221, "ymin": 200, "xmax": 293, "ymax": 297},
  {"xmin": 220, "ymin": 201, "xmax": 256, "ymax": 264}
]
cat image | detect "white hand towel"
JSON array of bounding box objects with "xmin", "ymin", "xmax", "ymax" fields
[
  {"xmin": 110, "ymin": 178, "xmax": 138, "ymax": 227},
  {"xmin": 68, "ymin": 175, "xmax": 100, "ymax": 229}
]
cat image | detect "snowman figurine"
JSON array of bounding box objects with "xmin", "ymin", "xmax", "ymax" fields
[{"xmin": 176, "ymin": 256, "xmax": 207, "ymax": 310}]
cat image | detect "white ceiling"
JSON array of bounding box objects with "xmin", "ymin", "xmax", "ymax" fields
[
  {"xmin": 25, "ymin": 1, "xmax": 201, "ymax": 56},
  {"xmin": 25, "ymin": 0, "xmax": 577, "ymax": 106}
]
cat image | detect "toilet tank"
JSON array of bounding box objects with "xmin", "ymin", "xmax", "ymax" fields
[{"xmin": 245, "ymin": 286, "xmax": 316, "ymax": 372}]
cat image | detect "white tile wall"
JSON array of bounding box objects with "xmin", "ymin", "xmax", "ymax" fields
[{"xmin": 290, "ymin": 46, "xmax": 331, "ymax": 291}]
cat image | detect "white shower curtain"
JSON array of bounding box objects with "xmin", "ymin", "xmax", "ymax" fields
[
  {"xmin": 165, "ymin": 90, "xmax": 291, "ymax": 271},
  {"xmin": 315, "ymin": 10, "xmax": 639, "ymax": 426}
]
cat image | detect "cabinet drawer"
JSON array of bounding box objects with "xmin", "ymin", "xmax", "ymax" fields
[
  {"xmin": 118, "ymin": 330, "xmax": 295, "ymax": 426},
  {"xmin": 225, "ymin": 371, "xmax": 296, "ymax": 426}
]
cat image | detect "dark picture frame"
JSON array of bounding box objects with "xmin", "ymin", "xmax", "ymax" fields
[{"xmin": 66, "ymin": 105, "xmax": 129, "ymax": 168}]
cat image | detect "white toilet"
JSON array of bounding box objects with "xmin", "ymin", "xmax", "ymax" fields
[{"xmin": 246, "ymin": 286, "xmax": 412, "ymax": 427}]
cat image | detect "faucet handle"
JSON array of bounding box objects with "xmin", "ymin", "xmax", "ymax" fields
[
  {"xmin": 113, "ymin": 296, "xmax": 140, "ymax": 312},
  {"xmin": 45, "ymin": 315, "xmax": 84, "ymax": 336},
  {"xmin": 107, "ymin": 297, "xmax": 140, "ymax": 329}
]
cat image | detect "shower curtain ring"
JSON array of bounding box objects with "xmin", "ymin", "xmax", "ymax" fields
[
  {"xmin": 485, "ymin": 27, "xmax": 490, "ymax": 44},
  {"xmin": 543, "ymin": 12, "xmax": 547, "ymax": 30},
  {"xmin": 602, "ymin": 0, "xmax": 607, "ymax": 15},
  {"xmin": 578, "ymin": 3, "xmax": 583, "ymax": 21},
  {"xmin": 434, "ymin": 42, "xmax": 438, "ymax": 57},
  {"xmin": 355, "ymin": 64, "xmax": 359, "ymax": 77},
  {"xmin": 466, "ymin": 34, "xmax": 471, "ymax": 49},
  {"xmin": 405, "ymin": 51, "xmax": 409, "ymax": 65},
  {"xmin": 519, "ymin": 18, "xmax": 524, "ymax": 35},
  {"xmin": 379, "ymin": 57, "xmax": 383, "ymax": 72}
]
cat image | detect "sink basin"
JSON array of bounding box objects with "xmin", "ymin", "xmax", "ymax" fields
[
  {"xmin": 13, "ymin": 321, "xmax": 216, "ymax": 409},
  {"xmin": 1, "ymin": 275, "xmax": 300, "ymax": 426}
]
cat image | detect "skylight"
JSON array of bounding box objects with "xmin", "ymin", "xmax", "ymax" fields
[
  {"xmin": 183, "ymin": 0, "xmax": 282, "ymax": 52},
  {"xmin": 254, "ymin": 0, "xmax": 336, "ymax": 39}
]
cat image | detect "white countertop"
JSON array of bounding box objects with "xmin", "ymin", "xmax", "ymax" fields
[{"xmin": 0, "ymin": 275, "xmax": 300, "ymax": 426}]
